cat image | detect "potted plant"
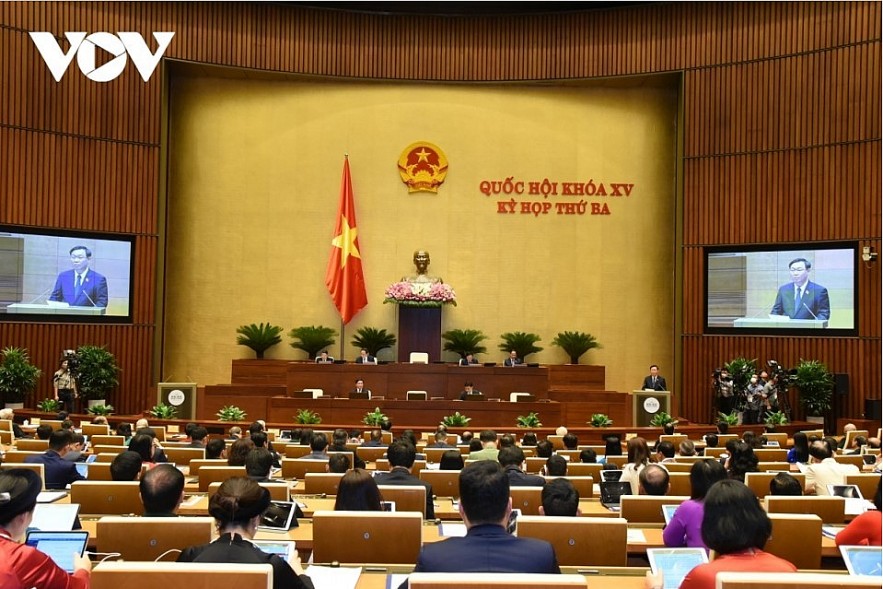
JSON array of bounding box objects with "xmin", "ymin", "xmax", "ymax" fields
[
  {"xmin": 589, "ymin": 413, "xmax": 613, "ymax": 427},
  {"xmin": 442, "ymin": 329, "xmax": 488, "ymax": 360},
  {"xmin": 649, "ymin": 411, "xmax": 674, "ymax": 427},
  {"xmin": 763, "ymin": 411, "xmax": 789, "ymax": 432},
  {"xmin": 216, "ymin": 405, "xmax": 247, "ymax": 422},
  {"xmin": 717, "ymin": 411, "xmax": 740, "ymax": 427},
  {"xmin": 552, "ymin": 331, "xmax": 601, "ymax": 364},
  {"xmin": 85, "ymin": 404, "xmax": 114, "ymax": 416},
  {"xmin": 149, "ymin": 403, "xmax": 179, "ymax": 419},
  {"xmin": 516, "ymin": 412, "xmax": 542, "ymax": 428},
  {"xmin": 75, "ymin": 345, "xmax": 120, "ymax": 408},
  {"xmin": 794, "ymin": 359, "xmax": 834, "ymax": 422},
  {"xmin": 36, "ymin": 398, "xmax": 60, "ymax": 413},
  {"xmin": 0, "ymin": 346, "xmax": 42, "ymax": 409},
  {"xmin": 294, "ymin": 408, "xmax": 322, "ymax": 424},
  {"xmin": 723, "ymin": 357, "xmax": 758, "ymax": 394},
  {"xmin": 362, "ymin": 407, "xmax": 388, "ymax": 426},
  {"xmin": 236, "ymin": 322, "xmax": 284, "ymax": 359},
  {"xmin": 441, "ymin": 412, "xmax": 471, "ymax": 427},
  {"xmin": 351, "ymin": 327, "xmax": 396, "ymax": 358},
  {"xmin": 497, "ymin": 331, "xmax": 543, "ymax": 362},
  {"xmin": 288, "ymin": 325, "xmax": 337, "ymax": 360}
]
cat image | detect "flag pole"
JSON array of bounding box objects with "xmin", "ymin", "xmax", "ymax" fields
[{"xmin": 339, "ymin": 319, "xmax": 345, "ymax": 361}]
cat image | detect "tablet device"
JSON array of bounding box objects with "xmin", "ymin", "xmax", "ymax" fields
[
  {"xmin": 647, "ymin": 547, "xmax": 709, "ymax": 589},
  {"xmin": 85, "ymin": 454, "xmax": 98, "ymax": 464},
  {"xmin": 252, "ymin": 540, "xmax": 296, "ymax": 562},
  {"xmin": 30, "ymin": 503, "xmax": 81, "ymax": 531},
  {"xmin": 381, "ymin": 501, "xmax": 396, "ymax": 512},
  {"xmin": 827, "ymin": 484, "xmax": 875, "ymax": 515},
  {"xmin": 25, "ymin": 530, "xmax": 88, "ymax": 573},
  {"xmin": 259, "ymin": 501, "xmax": 298, "ymax": 531},
  {"xmin": 661, "ymin": 503, "xmax": 678, "ymax": 525},
  {"xmin": 75, "ymin": 463, "xmax": 89, "ymax": 478},
  {"xmin": 840, "ymin": 545, "xmax": 883, "ymax": 576},
  {"xmin": 599, "ymin": 481, "xmax": 631, "ymax": 510}
]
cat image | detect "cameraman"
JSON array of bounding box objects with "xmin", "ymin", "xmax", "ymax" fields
[
  {"xmin": 717, "ymin": 368, "xmax": 736, "ymax": 415},
  {"xmin": 743, "ymin": 374, "xmax": 764, "ymax": 425},
  {"xmin": 761, "ymin": 373, "xmax": 780, "ymax": 412},
  {"xmin": 53, "ymin": 358, "xmax": 78, "ymax": 413}
]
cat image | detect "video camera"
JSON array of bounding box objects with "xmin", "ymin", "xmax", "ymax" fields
[
  {"xmin": 61, "ymin": 349, "xmax": 80, "ymax": 375},
  {"xmin": 766, "ymin": 360, "xmax": 796, "ymax": 384}
]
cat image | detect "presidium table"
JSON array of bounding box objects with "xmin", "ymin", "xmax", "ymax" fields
[{"xmin": 197, "ymin": 360, "xmax": 636, "ymax": 428}]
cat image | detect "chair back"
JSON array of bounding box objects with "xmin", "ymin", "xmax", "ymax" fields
[
  {"xmin": 15, "ymin": 438, "xmax": 49, "ymax": 451},
  {"xmin": 744, "ymin": 472, "xmax": 806, "ymax": 498},
  {"xmin": 605, "ymin": 455, "xmax": 628, "ymax": 468},
  {"xmin": 198, "ymin": 466, "xmax": 247, "ymax": 491},
  {"xmin": 764, "ymin": 495, "xmax": 846, "ymax": 524},
  {"xmin": 0, "ymin": 419, "xmax": 12, "ymax": 432},
  {"xmin": 757, "ymin": 462, "xmax": 791, "ymax": 472},
  {"xmin": 355, "ymin": 446, "xmax": 388, "ymax": 463},
  {"xmin": 97, "ymin": 516, "xmax": 214, "ymax": 561},
  {"xmin": 424, "ymin": 447, "xmax": 459, "ymax": 464},
  {"xmin": 375, "ymin": 458, "xmax": 426, "ymax": 472},
  {"xmin": 164, "ymin": 447, "xmax": 205, "ymax": 467},
  {"xmin": 189, "ymin": 459, "xmax": 228, "ymax": 476},
  {"xmin": 658, "ymin": 434, "xmax": 688, "ymax": 447},
  {"xmin": 565, "ymin": 462, "xmax": 602, "ymax": 479},
  {"xmin": 509, "ymin": 486, "xmax": 543, "ymax": 515},
  {"xmin": 92, "ymin": 445, "xmax": 128, "ymax": 455},
  {"xmin": 281, "ymin": 458, "xmax": 329, "ymax": 479},
  {"xmin": 377, "ymin": 484, "xmax": 427, "ymax": 517},
  {"xmin": 845, "ymin": 473, "xmax": 882, "ymax": 500},
  {"xmin": 555, "ymin": 450, "xmax": 580, "ymax": 461},
  {"xmin": 304, "ymin": 472, "xmax": 345, "ymax": 495},
  {"xmin": 546, "ymin": 435, "xmax": 565, "ymax": 450},
  {"xmin": 208, "ymin": 481, "xmax": 289, "ymax": 501},
  {"xmin": 90, "ymin": 435, "xmax": 125, "ymax": 446},
  {"xmin": 754, "ymin": 448, "xmax": 788, "ymax": 462},
  {"xmin": 542, "ymin": 476, "xmax": 594, "ymax": 498},
  {"xmin": 715, "ymin": 572, "xmax": 881, "ymax": 589},
  {"xmin": 517, "ymin": 516, "xmax": 627, "ymax": 566},
  {"xmin": 663, "ymin": 462, "xmax": 695, "ymax": 473},
  {"xmin": 763, "ymin": 432, "xmax": 788, "ymax": 446},
  {"xmin": 667, "ymin": 472, "xmax": 691, "ymax": 496},
  {"xmin": 282, "ymin": 444, "xmax": 312, "ymax": 459},
  {"xmin": 312, "ymin": 510, "xmax": 422, "ymax": 564},
  {"xmin": 70, "ymin": 481, "xmax": 143, "ymax": 515},
  {"xmin": 765, "ymin": 514, "xmax": 823, "ymax": 569},
  {"xmin": 94, "ymin": 453, "xmax": 119, "ymax": 463},
  {"xmin": 0, "ymin": 430, "xmax": 10, "ymax": 445},
  {"xmin": 833, "ymin": 454, "xmax": 865, "ymax": 469},
  {"xmin": 82, "ymin": 424, "xmax": 111, "ymax": 437},
  {"xmin": 0, "ymin": 463, "xmax": 45, "ymax": 488},
  {"xmin": 620, "ymin": 495, "xmax": 689, "ymax": 524},
  {"xmin": 524, "ymin": 457, "xmax": 548, "ymax": 474},
  {"xmin": 409, "ymin": 352, "xmax": 429, "ymax": 364},
  {"xmin": 3, "ymin": 450, "xmax": 42, "ymax": 462},
  {"xmin": 408, "ymin": 573, "xmax": 587, "ymax": 588},
  {"xmin": 703, "ymin": 447, "xmax": 727, "ymax": 459},
  {"xmin": 419, "ymin": 470, "xmax": 460, "ymax": 497},
  {"xmin": 41, "ymin": 420, "xmax": 64, "ymax": 431},
  {"xmin": 84, "ymin": 462, "xmax": 115, "ymax": 481},
  {"xmin": 91, "ymin": 562, "xmax": 272, "ymax": 589}
]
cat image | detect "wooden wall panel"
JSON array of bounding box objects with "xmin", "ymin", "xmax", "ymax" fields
[{"xmin": 0, "ymin": 1, "xmax": 878, "ymax": 419}]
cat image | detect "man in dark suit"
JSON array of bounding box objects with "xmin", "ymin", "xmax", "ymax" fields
[
  {"xmin": 503, "ymin": 350, "xmax": 521, "ymax": 367},
  {"xmin": 499, "ymin": 446, "xmax": 545, "ymax": 487},
  {"xmin": 373, "ymin": 440, "xmax": 434, "ymax": 519},
  {"xmin": 409, "ymin": 461, "xmax": 559, "ymax": 576},
  {"xmin": 349, "ymin": 378, "xmax": 371, "ymax": 399},
  {"xmin": 641, "ymin": 364, "xmax": 667, "ymax": 391},
  {"xmin": 426, "ymin": 431, "xmax": 454, "ymax": 449},
  {"xmin": 770, "ymin": 257, "xmax": 830, "ymax": 320},
  {"xmin": 24, "ymin": 429, "xmax": 84, "ymax": 489},
  {"xmin": 48, "ymin": 245, "xmax": 108, "ymax": 307},
  {"xmin": 458, "ymin": 353, "xmax": 479, "ymax": 366},
  {"xmin": 458, "ymin": 381, "xmax": 482, "ymax": 400},
  {"xmin": 360, "ymin": 429, "xmax": 384, "ymax": 447},
  {"xmin": 315, "ymin": 350, "xmax": 334, "ymax": 363},
  {"xmin": 355, "ymin": 348, "xmax": 377, "ymax": 364}
]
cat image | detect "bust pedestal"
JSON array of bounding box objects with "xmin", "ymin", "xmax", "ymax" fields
[{"xmin": 397, "ymin": 306, "xmax": 442, "ymax": 363}]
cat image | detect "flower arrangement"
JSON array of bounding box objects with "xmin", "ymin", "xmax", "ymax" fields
[{"xmin": 383, "ymin": 281, "xmax": 457, "ymax": 307}]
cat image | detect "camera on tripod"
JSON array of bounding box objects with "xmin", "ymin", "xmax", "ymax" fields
[{"xmin": 61, "ymin": 349, "xmax": 80, "ymax": 375}]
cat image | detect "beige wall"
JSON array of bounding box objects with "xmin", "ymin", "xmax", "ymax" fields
[{"xmin": 164, "ymin": 76, "xmax": 678, "ymax": 392}]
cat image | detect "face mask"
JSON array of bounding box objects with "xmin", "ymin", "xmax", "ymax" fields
[{"xmin": 750, "ymin": 378, "xmax": 757, "ymax": 384}]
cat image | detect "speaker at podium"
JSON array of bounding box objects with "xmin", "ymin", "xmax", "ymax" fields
[
  {"xmin": 157, "ymin": 382, "xmax": 197, "ymax": 420},
  {"xmin": 631, "ymin": 390, "xmax": 671, "ymax": 427}
]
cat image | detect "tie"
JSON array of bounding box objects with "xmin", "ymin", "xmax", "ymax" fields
[
  {"xmin": 652, "ymin": 377, "xmax": 657, "ymax": 388},
  {"xmin": 74, "ymin": 274, "xmax": 82, "ymax": 298}
]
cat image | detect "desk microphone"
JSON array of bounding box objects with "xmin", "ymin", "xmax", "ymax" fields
[
  {"xmin": 27, "ymin": 285, "xmax": 54, "ymax": 304},
  {"xmin": 801, "ymin": 302, "xmax": 819, "ymax": 320}
]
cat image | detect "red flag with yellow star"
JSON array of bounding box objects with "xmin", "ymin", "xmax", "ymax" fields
[{"xmin": 325, "ymin": 157, "xmax": 368, "ymax": 324}]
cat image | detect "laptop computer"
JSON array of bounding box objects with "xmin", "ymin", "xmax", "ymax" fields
[
  {"xmin": 661, "ymin": 503, "xmax": 678, "ymax": 525},
  {"xmin": 30, "ymin": 503, "xmax": 80, "ymax": 531},
  {"xmin": 462, "ymin": 393, "xmax": 486, "ymax": 402},
  {"xmin": 348, "ymin": 392, "xmax": 370, "ymax": 400},
  {"xmin": 252, "ymin": 540, "xmax": 296, "ymax": 562},
  {"xmin": 827, "ymin": 484, "xmax": 875, "ymax": 515},
  {"xmin": 840, "ymin": 545, "xmax": 883, "ymax": 576},
  {"xmin": 599, "ymin": 481, "xmax": 631, "ymax": 510},
  {"xmin": 647, "ymin": 548, "xmax": 709, "ymax": 589},
  {"xmin": 259, "ymin": 501, "xmax": 299, "ymax": 531},
  {"xmin": 25, "ymin": 530, "xmax": 88, "ymax": 573}
]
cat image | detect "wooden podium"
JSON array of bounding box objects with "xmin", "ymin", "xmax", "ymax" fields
[
  {"xmin": 397, "ymin": 306, "xmax": 442, "ymax": 363},
  {"xmin": 631, "ymin": 390, "xmax": 671, "ymax": 427}
]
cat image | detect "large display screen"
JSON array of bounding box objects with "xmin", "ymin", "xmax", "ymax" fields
[
  {"xmin": 0, "ymin": 226, "xmax": 134, "ymax": 323},
  {"xmin": 705, "ymin": 242, "xmax": 857, "ymax": 335}
]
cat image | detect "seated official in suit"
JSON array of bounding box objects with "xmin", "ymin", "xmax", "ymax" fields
[
  {"xmin": 328, "ymin": 428, "xmax": 366, "ymax": 469},
  {"xmin": 407, "ymin": 461, "xmax": 560, "ymax": 579},
  {"xmin": 349, "ymin": 378, "xmax": 372, "ymax": 399},
  {"xmin": 48, "ymin": 245, "xmax": 108, "ymax": 307},
  {"xmin": 205, "ymin": 438, "xmax": 227, "ymax": 460},
  {"xmin": 24, "ymin": 429, "xmax": 84, "ymax": 489},
  {"xmin": 770, "ymin": 257, "xmax": 830, "ymax": 320},
  {"xmin": 468, "ymin": 430, "xmax": 500, "ymax": 461},
  {"xmin": 543, "ymin": 455, "xmax": 568, "ymax": 477},
  {"xmin": 178, "ymin": 477, "xmax": 314, "ymax": 589},
  {"xmin": 499, "ymin": 446, "xmax": 545, "ymax": 487},
  {"xmin": 355, "ymin": 349, "xmax": 377, "ymax": 364},
  {"xmin": 374, "ymin": 440, "xmax": 435, "ymax": 519},
  {"xmin": 141, "ymin": 463, "xmax": 186, "ymax": 516},
  {"xmin": 641, "ymin": 364, "xmax": 667, "ymax": 391},
  {"xmin": 0, "ymin": 469, "xmax": 91, "ymax": 589},
  {"xmin": 503, "ymin": 350, "xmax": 522, "ymax": 367},
  {"xmin": 638, "ymin": 464, "xmax": 671, "ymax": 496},
  {"xmin": 327, "ymin": 453, "xmax": 351, "ymax": 474},
  {"xmin": 458, "ymin": 353, "xmax": 479, "ymax": 366},
  {"xmin": 458, "ymin": 381, "xmax": 482, "ymax": 400},
  {"xmin": 540, "ymin": 478, "xmax": 580, "ymax": 517},
  {"xmin": 315, "ymin": 350, "xmax": 334, "ymax": 363},
  {"xmin": 360, "ymin": 429, "xmax": 384, "ymax": 447},
  {"xmin": 302, "ymin": 432, "xmax": 330, "ymax": 461},
  {"xmin": 426, "ymin": 431, "xmax": 455, "ymax": 449},
  {"xmin": 111, "ymin": 451, "xmax": 144, "ymax": 481},
  {"xmin": 245, "ymin": 448, "xmax": 278, "ymax": 482}
]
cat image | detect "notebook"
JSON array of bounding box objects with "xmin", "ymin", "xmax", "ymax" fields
[
  {"xmin": 252, "ymin": 540, "xmax": 296, "ymax": 561},
  {"xmin": 647, "ymin": 547, "xmax": 709, "ymax": 589},
  {"xmin": 599, "ymin": 481, "xmax": 631, "ymax": 510},
  {"xmin": 30, "ymin": 503, "xmax": 80, "ymax": 531},
  {"xmin": 25, "ymin": 530, "xmax": 88, "ymax": 573},
  {"xmin": 840, "ymin": 545, "xmax": 883, "ymax": 576}
]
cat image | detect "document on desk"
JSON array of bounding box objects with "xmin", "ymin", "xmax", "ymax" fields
[
  {"xmin": 387, "ymin": 573, "xmax": 410, "ymax": 589},
  {"xmin": 439, "ymin": 522, "xmax": 467, "ymax": 537},
  {"xmin": 36, "ymin": 491, "xmax": 68, "ymax": 503},
  {"xmin": 627, "ymin": 529, "xmax": 647, "ymax": 543},
  {"xmin": 306, "ymin": 565, "xmax": 361, "ymax": 589}
]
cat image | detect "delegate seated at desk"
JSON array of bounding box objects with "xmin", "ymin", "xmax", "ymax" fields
[
  {"xmin": 350, "ymin": 378, "xmax": 372, "ymax": 399},
  {"xmin": 315, "ymin": 351, "xmax": 334, "ymax": 363},
  {"xmin": 356, "ymin": 349, "xmax": 377, "ymax": 364},
  {"xmin": 458, "ymin": 382, "xmax": 481, "ymax": 400},
  {"xmin": 458, "ymin": 353, "xmax": 479, "ymax": 366},
  {"xmin": 503, "ymin": 350, "xmax": 521, "ymax": 367}
]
